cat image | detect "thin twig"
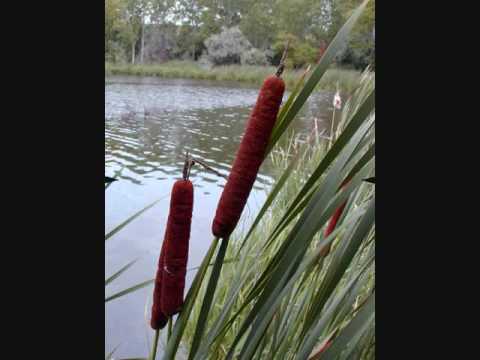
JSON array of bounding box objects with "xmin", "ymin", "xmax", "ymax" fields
[
  {"xmin": 191, "ymin": 157, "xmax": 228, "ymax": 180},
  {"xmin": 182, "ymin": 152, "xmax": 195, "ymax": 180},
  {"xmin": 276, "ymin": 40, "xmax": 290, "ymax": 77}
]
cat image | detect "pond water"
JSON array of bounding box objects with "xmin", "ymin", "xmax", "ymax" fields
[{"xmin": 105, "ymin": 76, "xmax": 335, "ymax": 358}]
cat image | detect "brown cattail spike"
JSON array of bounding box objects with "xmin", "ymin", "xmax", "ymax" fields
[
  {"xmin": 320, "ymin": 178, "xmax": 350, "ymax": 257},
  {"xmin": 212, "ymin": 75, "xmax": 285, "ymax": 238},
  {"xmin": 150, "ymin": 178, "xmax": 194, "ymax": 328},
  {"xmin": 160, "ymin": 179, "xmax": 193, "ymax": 316}
]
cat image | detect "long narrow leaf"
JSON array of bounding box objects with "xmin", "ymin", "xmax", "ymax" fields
[
  {"xmin": 105, "ymin": 279, "xmax": 154, "ymax": 303},
  {"xmin": 105, "ymin": 200, "xmax": 160, "ymax": 241},
  {"xmin": 188, "ymin": 238, "xmax": 230, "ymax": 359},
  {"xmin": 105, "ymin": 258, "xmax": 139, "ymax": 286},
  {"xmin": 320, "ymin": 293, "xmax": 375, "ymax": 360}
]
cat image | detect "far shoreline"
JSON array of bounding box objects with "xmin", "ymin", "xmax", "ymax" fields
[{"xmin": 105, "ymin": 61, "xmax": 363, "ymax": 93}]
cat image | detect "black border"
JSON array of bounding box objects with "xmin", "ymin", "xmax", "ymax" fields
[
  {"xmin": 377, "ymin": 2, "xmax": 478, "ymax": 358},
  {"xmin": 3, "ymin": 2, "xmax": 105, "ymax": 356}
]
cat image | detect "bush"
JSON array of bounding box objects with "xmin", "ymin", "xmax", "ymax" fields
[
  {"xmin": 241, "ymin": 48, "xmax": 267, "ymax": 66},
  {"xmin": 204, "ymin": 26, "xmax": 253, "ymax": 65}
]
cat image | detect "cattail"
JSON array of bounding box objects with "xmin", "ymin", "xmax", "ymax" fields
[
  {"xmin": 324, "ymin": 201, "xmax": 347, "ymax": 237},
  {"xmin": 160, "ymin": 179, "xmax": 193, "ymax": 316},
  {"xmin": 212, "ymin": 74, "xmax": 285, "ymax": 238},
  {"xmin": 150, "ymin": 179, "xmax": 194, "ymax": 328},
  {"xmin": 320, "ymin": 179, "xmax": 349, "ymax": 257}
]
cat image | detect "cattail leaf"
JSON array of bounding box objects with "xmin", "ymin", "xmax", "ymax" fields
[
  {"xmin": 162, "ymin": 237, "xmax": 220, "ymax": 360},
  {"xmin": 272, "ymin": 65, "xmax": 311, "ymax": 136},
  {"xmin": 320, "ymin": 293, "xmax": 375, "ymax": 360},
  {"xmin": 186, "ymin": 257, "xmax": 238, "ymax": 273},
  {"xmin": 266, "ymin": 0, "xmax": 371, "ymax": 154},
  {"xmin": 238, "ymin": 141, "xmax": 305, "ymax": 253},
  {"xmin": 105, "ymin": 200, "xmax": 160, "ymax": 241},
  {"xmin": 327, "ymin": 246, "xmax": 375, "ymax": 329},
  {"xmin": 105, "ymin": 279, "xmax": 154, "ymax": 303},
  {"xmin": 188, "ymin": 238, "xmax": 230, "ymax": 359},
  {"xmin": 228, "ymin": 159, "xmax": 372, "ymax": 356},
  {"xmin": 105, "ymin": 258, "xmax": 139, "ymax": 286},
  {"xmin": 235, "ymin": 181, "xmax": 372, "ymax": 359},
  {"xmin": 106, "ymin": 344, "xmax": 120, "ymax": 360},
  {"xmin": 307, "ymin": 328, "xmax": 338, "ymax": 360},
  {"xmin": 235, "ymin": 201, "xmax": 368, "ymax": 359},
  {"xmin": 216, "ymin": 120, "xmax": 374, "ymax": 355},
  {"xmin": 345, "ymin": 144, "xmax": 375, "ymax": 184},
  {"xmin": 300, "ymin": 197, "xmax": 375, "ymax": 337},
  {"xmin": 225, "ymin": 222, "xmax": 348, "ymax": 360},
  {"xmin": 233, "ymin": 83, "xmax": 373, "ymax": 296},
  {"xmin": 251, "ymin": 89, "xmax": 374, "ymax": 257},
  {"xmin": 295, "ymin": 254, "xmax": 374, "ymax": 360},
  {"xmin": 195, "ymin": 245, "xmax": 258, "ymax": 360},
  {"xmin": 269, "ymin": 91, "xmax": 374, "ymax": 241},
  {"xmin": 248, "ymin": 117, "xmax": 374, "ymax": 303}
]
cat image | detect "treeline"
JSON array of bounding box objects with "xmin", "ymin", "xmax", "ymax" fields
[{"xmin": 105, "ymin": 0, "xmax": 374, "ymax": 70}]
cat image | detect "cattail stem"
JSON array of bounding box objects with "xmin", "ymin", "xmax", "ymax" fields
[
  {"xmin": 149, "ymin": 329, "xmax": 160, "ymax": 360},
  {"xmin": 187, "ymin": 236, "xmax": 229, "ymax": 360},
  {"xmin": 329, "ymin": 109, "xmax": 336, "ymax": 149},
  {"xmin": 275, "ymin": 40, "xmax": 290, "ymax": 77},
  {"xmin": 167, "ymin": 317, "xmax": 173, "ymax": 341},
  {"xmin": 191, "ymin": 157, "xmax": 228, "ymax": 180},
  {"xmin": 182, "ymin": 152, "xmax": 195, "ymax": 180}
]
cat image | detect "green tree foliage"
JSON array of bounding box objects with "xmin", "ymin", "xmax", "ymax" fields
[
  {"xmin": 105, "ymin": 0, "xmax": 375, "ymax": 69},
  {"xmin": 239, "ymin": 0, "xmax": 277, "ymax": 50},
  {"xmin": 105, "ymin": 0, "xmax": 127, "ymax": 62},
  {"xmin": 272, "ymin": 33, "xmax": 318, "ymax": 69},
  {"xmin": 334, "ymin": 0, "xmax": 375, "ymax": 68}
]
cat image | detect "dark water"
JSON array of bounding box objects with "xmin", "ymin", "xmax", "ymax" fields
[{"xmin": 105, "ymin": 76, "xmax": 334, "ymax": 358}]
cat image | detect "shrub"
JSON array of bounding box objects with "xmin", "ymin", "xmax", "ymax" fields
[
  {"xmin": 240, "ymin": 48, "xmax": 268, "ymax": 66},
  {"xmin": 204, "ymin": 26, "xmax": 253, "ymax": 65}
]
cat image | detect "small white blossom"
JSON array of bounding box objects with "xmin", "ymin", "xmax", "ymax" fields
[{"xmin": 333, "ymin": 91, "xmax": 342, "ymax": 110}]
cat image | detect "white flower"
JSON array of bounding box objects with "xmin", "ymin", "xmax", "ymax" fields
[{"xmin": 333, "ymin": 91, "xmax": 342, "ymax": 110}]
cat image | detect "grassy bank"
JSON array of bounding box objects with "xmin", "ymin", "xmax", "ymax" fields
[{"xmin": 105, "ymin": 61, "xmax": 362, "ymax": 93}]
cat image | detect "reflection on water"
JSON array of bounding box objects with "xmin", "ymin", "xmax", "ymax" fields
[{"xmin": 105, "ymin": 76, "xmax": 334, "ymax": 358}]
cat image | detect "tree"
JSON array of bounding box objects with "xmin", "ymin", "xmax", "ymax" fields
[
  {"xmin": 332, "ymin": 0, "xmax": 375, "ymax": 69},
  {"xmin": 172, "ymin": 0, "xmax": 205, "ymax": 59},
  {"xmin": 104, "ymin": 0, "xmax": 375, "ymax": 69},
  {"xmin": 239, "ymin": 0, "xmax": 276, "ymax": 50},
  {"xmin": 105, "ymin": 0, "xmax": 126, "ymax": 61}
]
